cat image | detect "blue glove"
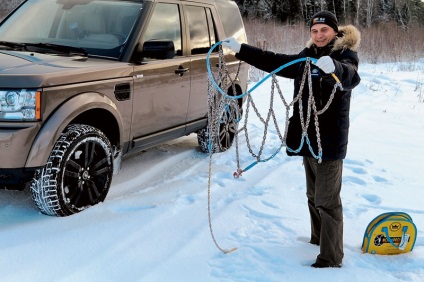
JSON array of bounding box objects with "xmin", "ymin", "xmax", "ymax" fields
[
  {"xmin": 221, "ymin": 37, "xmax": 241, "ymax": 53},
  {"xmin": 314, "ymin": 56, "xmax": 335, "ymax": 74}
]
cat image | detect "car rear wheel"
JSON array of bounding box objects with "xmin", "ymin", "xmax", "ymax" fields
[
  {"xmin": 197, "ymin": 99, "xmax": 239, "ymax": 154},
  {"xmin": 30, "ymin": 124, "xmax": 113, "ymax": 216}
]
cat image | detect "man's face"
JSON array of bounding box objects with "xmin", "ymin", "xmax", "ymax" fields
[{"xmin": 311, "ymin": 24, "xmax": 337, "ymax": 47}]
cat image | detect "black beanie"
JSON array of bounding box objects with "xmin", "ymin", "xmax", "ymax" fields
[{"xmin": 309, "ymin": 11, "xmax": 338, "ymax": 32}]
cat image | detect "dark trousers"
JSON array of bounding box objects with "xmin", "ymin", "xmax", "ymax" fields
[{"xmin": 303, "ymin": 157, "xmax": 344, "ymax": 265}]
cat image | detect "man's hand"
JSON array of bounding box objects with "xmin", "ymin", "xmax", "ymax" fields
[
  {"xmin": 221, "ymin": 37, "xmax": 241, "ymax": 53},
  {"xmin": 314, "ymin": 56, "xmax": 335, "ymax": 74}
]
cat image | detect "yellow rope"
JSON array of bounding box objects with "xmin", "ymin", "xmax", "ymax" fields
[{"xmin": 331, "ymin": 73, "xmax": 341, "ymax": 84}]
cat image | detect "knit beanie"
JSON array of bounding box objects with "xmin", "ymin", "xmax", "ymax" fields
[{"xmin": 309, "ymin": 11, "xmax": 338, "ymax": 32}]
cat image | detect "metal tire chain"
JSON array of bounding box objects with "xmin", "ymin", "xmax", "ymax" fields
[
  {"xmin": 309, "ymin": 82, "xmax": 339, "ymax": 159},
  {"xmin": 302, "ymin": 61, "xmax": 340, "ymax": 161},
  {"xmin": 269, "ymin": 75, "xmax": 287, "ymax": 144},
  {"xmin": 206, "ymin": 52, "xmax": 341, "ymax": 253},
  {"xmin": 242, "ymin": 75, "xmax": 283, "ymax": 162},
  {"xmin": 241, "ymin": 59, "xmax": 311, "ymax": 165},
  {"xmin": 207, "ymin": 45, "xmax": 240, "ymax": 254},
  {"xmin": 284, "ymin": 59, "xmax": 340, "ymax": 161}
]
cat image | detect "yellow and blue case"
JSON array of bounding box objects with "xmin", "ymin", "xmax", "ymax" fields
[{"xmin": 362, "ymin": 212, "xmax": 417, "ymax": 255}]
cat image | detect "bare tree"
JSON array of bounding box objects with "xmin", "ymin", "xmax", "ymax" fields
[
  {"xmin": 366, "ymin": 0, "xmax": 374, "ymax": 27},
  {"xmin": 0, "ymin": 0, "xmax": 24, "ymax": 20},
  {"xmin": 355, "ymin": 0, "xmax": 361, "ymax": 26},
  {"xmin": 394, "ymin": 0, "xmax": 412, "ymax": 28}
]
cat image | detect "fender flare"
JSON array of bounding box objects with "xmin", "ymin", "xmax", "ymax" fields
[{"xmin": 26, "ymin": 92, "xmax": 124, "ymax": 168}]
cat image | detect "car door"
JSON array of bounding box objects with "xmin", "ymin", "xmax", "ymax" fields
[
  {"xmin": 184, "ymin": 4, "xmax": 219, "ymax": 124},
  {"xmin": 131, "ymin": 2, "xmax": 190, "ymax": 148}
]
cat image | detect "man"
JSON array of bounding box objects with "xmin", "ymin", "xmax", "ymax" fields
[{"xmin": 222, "ymin": 11, "xmax": 361, "ymax": 268}]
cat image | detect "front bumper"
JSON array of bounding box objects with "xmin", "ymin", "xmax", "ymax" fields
[
  {"xmin": 0, "ymin": 122, "xmax": 41, "ymax": 185},
  {"xmin": 0, "ymin": 167, "xmax": 39, "ymax": 186}
]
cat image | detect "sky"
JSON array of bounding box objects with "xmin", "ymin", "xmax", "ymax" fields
[{"xmin": 0, "ymin": 60, "xmax": 423, "ymax": 281}]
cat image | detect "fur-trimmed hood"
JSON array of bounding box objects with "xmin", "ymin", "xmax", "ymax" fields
[{"xmin": 306, "ymin": 25, "xmax": 361, "ymax": 52}]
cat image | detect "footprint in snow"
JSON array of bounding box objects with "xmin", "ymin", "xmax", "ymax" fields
[
  {"xmin": 261, "ymin": 200, "xmax": 279, "ymax": 209},
  {"xmin": 361, "ymin": 193, "xmax": 381, "ymax": 204},
  {"xmin": 343, "ymin": 176, "xmax": 367, "ymax": 186},
  {"xmin": 176, "ymin": 194, "xmax": 197, "ymax": 205},
  {"xmin": 372, "ymin": 175, "xmax": 388, "ymax": 183},
  {"xmin": 350, "ymin": 167, "xmax": 367, "ymax": 175}
]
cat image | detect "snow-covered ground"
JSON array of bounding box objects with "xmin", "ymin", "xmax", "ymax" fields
[{"xmin": 1, "ymin": 61, "xmax": 423, "ymax": 281}]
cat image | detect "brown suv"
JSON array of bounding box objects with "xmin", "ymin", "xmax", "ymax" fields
[{"xmin": 0, "ymin": 0, "xmax": 248, "ymax": 216}]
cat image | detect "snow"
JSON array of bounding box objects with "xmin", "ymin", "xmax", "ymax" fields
[{"xmin": 1, "ymin": 60, "xmax": 424, "ymax": 281}]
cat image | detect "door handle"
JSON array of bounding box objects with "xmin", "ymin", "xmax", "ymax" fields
[{"xmin": 175, "ymin": 66, "xmax": 189, "ymax": 76}]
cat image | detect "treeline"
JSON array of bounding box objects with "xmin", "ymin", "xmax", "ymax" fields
[
  {"xmin": 0, "ymin": 0, "xmax": 22, "ymax": 20},
  {"xmin": 2, "ymin": 0, "xmax": 424, "ymax": 28},
  {"xmin": 235, "ymin": 0, "xmax": 424, "ymax": 28},
  {"xmin": 2, "ymin": 0, "xmax": 423, "ymax": 63}
]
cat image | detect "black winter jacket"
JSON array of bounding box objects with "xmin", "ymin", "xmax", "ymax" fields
[{"xmin": 236, "ymin": 25, "xmax": 361, "ymax": 160}]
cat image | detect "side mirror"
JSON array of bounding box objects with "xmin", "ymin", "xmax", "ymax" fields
[{"xmin": 142, "ymin": 39, "xmax": 175, "ymax": 60}]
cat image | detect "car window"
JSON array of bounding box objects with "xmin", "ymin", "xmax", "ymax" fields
[
  {"xmin": 143, "ymin": 3, "xmax": 182, "ymax": 57},
  {"xmin": 0, "ymin": 0, "xmax": 142, "ymax": 58},
  {"xmin": 215, "ymin": 0, "xmax": 247, "ymax": 43},
  {"xmin": 186, "ymin": 6, "xmax": 216, "ymax": 55},
  {"xmin": 205, "ymin": 8, "xmax": 217, "ymax": 47}
]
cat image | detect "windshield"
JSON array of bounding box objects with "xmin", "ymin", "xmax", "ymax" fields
[{"xmin": 0, "ymin": 0, "xmax": 143, "ymax": 59}]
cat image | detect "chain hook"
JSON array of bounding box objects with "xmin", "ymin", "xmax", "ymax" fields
[{"xmin": 233, "ymin": 168, "xmax": 243, "ymax": 179}]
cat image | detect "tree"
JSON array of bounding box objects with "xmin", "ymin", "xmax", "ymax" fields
[{"xmin": 0, "ymin": 0, "xmax": 24, "ymax": 20}]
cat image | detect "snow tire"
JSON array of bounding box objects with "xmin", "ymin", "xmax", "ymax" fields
[{"xmin": 30, "ymin": 124, "xmax": 113, "ymax": 216}]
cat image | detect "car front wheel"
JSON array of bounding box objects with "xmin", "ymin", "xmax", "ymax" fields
[{"xmin": 30, "ymin": 124, "xmax": 113, "ymax": 216}]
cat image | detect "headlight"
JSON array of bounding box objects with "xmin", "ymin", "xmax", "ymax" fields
[{"xmin": 0, "ymin": 89, "xmax": 41, "ymax": 121}]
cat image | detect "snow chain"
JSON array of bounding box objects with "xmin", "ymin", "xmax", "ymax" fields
[
  {"xmin": 206, "ymin": 45, "xmax": 239, "ymax": 254},
  {"xmin": 206, "ymin": 43, "xmax": 342, "ymax": 254}
]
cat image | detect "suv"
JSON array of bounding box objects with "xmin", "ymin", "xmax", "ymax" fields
[{"xmin": 0, "ymin": 0, "xmax": 248, "ymax": 216}]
